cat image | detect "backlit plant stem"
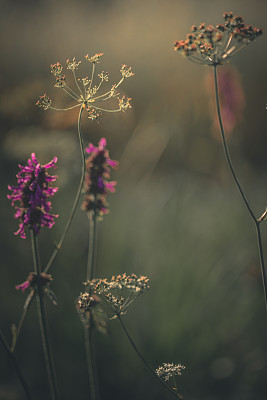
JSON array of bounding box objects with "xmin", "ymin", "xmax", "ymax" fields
[
  {"xmin": 213, "ymin": 64, "xmax": 267, "ymax": 313},
  {"xmin": 85, "ymin": 211, "xmax": 98, "ymax": 400},
  {"xmin": 117, "ymin": 315, "xmax": 183, "ymax": 399},
  {"xmin": 44, "ymin": 106, "xmax": 85, "ymax": 274},
  {"xmin": 87, "ymin": 212, "xmax": 98, "ymax": 282},
  {"xmin": 31, "ymin": 230, "xmax": 59, "ymax": 400},
  {"xmin": 0, "ymin": 329, "xmax": 32, "ymax": 400}
]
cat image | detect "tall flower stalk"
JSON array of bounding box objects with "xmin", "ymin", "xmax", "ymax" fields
[
  {"xmin": 31, "ymin": 230, "xmax": 59, "ymax": 400},
  {"xmin": 8, "ymin": 154, "xmax": 59, "ymax": 399},
  {"xmin": 36, "ymin": 53, "xmax": 133, "ymax": 273},
  {"xmin": 174, "ymin": 12, "xmax": 267, "ymax": 312},
  {"xmin": 79, "ymin": 137, "xmax": 118, "ymax": 400}
]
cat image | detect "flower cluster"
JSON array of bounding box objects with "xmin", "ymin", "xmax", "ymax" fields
[
  {"xmin": 8, "ymin": 153, "xmax": 58, "ymax": 239},
  {"xmin": 83, "ymin": 274, "xmax": 150, "ymax": 317},
  {"xmin": 16, "ymin": 272, "xmax": 53, "ymax": 292},
  {"xmin": 174, "ymin": 12, "xmax": 263, "ymax": 65},
  {"xmin": 36, "ymin": 53, "xmax": 133, "ymax": 120},
  {"xmin": 81, "ymin": 138, "xmax": 118, "ymax": 217},
  {"xmin": 155, "ymin": 363, "xmax": 186, "ymax": 382},
  {"xmin": 77, "ymin": 293, "xmax": 108, "ymax": 333}
]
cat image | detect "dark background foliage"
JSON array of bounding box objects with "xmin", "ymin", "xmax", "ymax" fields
[{"xmin": 1, "ymin": 0, "xmax": 267, "ymax": 399}]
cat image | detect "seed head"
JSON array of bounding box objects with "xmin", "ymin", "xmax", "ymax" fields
[{"xmin": 174, "ymin": 12, "xmax": 263, "ymax": 65}]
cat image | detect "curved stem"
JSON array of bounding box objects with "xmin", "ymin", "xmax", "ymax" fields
[
  {"xmin": 117, "ymin": 316, "xmax": 182, "ymax": 399},
  {"xmin": 44, "ymin": 106, "xmax": 86, "ymax": 273},
  {"xmin": 213, "ymin": 65, "xmax": 256, "ymax": 222},
  {"xmin": 31, "ymin": 231, "xmax": 59, "ymax": 400},
  {"xmin": 0, "ymin": 328, "xmax": 33, "ymax": 400},
  {"xmin": 50, "ymin": 104, "xmax": 81, "ymax": 112},
  {"xmin": 72, "ymin": 70, "xmax": 84, "ymax": 98},
  {"xmin": 255, "ymin": 223, "xmax": 267, "ymax": 312},
  {"xmin": 213, "ymin": 65, "xmax": 267, "ymax": 312}
]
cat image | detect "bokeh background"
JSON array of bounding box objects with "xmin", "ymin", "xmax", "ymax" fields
[{"xmin": 1, "ymin": 0, "xmax": 267, "ymax": 399}]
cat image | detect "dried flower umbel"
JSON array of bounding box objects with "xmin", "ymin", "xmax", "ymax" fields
[
  {"xmin": 83, "ymin": 274, "xmax": 150, "ymax": 317},
  {"xmin": 36, "ymin": 53, "xmax": 134, "ymax": 120},
  {"xmin": 156, "ymin": 363, "xmax": 186, "ymax": 382},
  {"xmin": 174, "ymin": 12, "xmax": 262, "ymax": 65},
  {"xmin": 81, "ymin": 137, "xmax": 118, "ymax": 218},
  {"xmin": 8, "ymin": 153, "xmax": 58, "ymax": 239},
  {"xmin": 156, "ymin": 363, "xmax": 186, "ymax": 398}
]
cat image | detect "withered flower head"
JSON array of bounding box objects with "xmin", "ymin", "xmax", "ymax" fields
[
  {"xmin": 174, "ymin": 12, "xmax": 262, "ymax": 65},
  {"xmin": 84, "ymin": 273, "xmax": 150, "ymax": 317},
  {"xmin": 36, "ymin": 53, "xmax": 133, "ymax": 120}
]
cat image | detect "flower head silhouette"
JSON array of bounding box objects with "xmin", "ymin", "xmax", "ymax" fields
[{"xmin": 36, "ymin": 53, "xmax": 134, "ymax": 120}]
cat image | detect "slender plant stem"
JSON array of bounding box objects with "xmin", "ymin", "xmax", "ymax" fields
[
  {"xmin": 213, "ymin": 64, "xmax": 267, "ymax": 312},
  {"xmin": 87, "ymin": 212, "xmax": 98, "ymax": 281},
  {"xmin": 255, "ymin": 223, "xmax": 267, "ymax": 311},
  {"xmin": 31, "ymin": 230, "xmax": 59, "ymax": 400},
  {"xmin": 44, "ymin": 106, "xmax": 86, "ymax": 274},
  {"xmin": 0, "ymin": 328, "xmax": 32, "ymax": 400},
  {"xmin": 117, "ymin": 316, "xmax": 182, "ymax": 399},
  {"xmin": 12, "ymin": 291, "xmax": 36, "ymax": 352},
  {"xmin": 84, "ymin": 211, "xmax": 98, "ymax": 400},
  {"xmin": 213, "ymin": 65, "xmax": 256, "ymax": 222},
  {"xmin": 84, "ymin": 326, "xmax": 97, "ymax": 400}
]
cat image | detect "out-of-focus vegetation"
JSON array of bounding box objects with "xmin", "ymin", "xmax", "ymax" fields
[{"xmin": 1, "ymin": 0, "xmax": 267, "ymax": 399}]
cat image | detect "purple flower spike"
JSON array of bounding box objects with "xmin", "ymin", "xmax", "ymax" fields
[
  {"xmin": 82, "ymin": 138, "xmax": 118, "ymax": 217},
  {"xmin": 8, "ymin": 153, "xmax": 58, "ymax": 239}
]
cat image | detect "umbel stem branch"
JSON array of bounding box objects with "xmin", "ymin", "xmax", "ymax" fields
[
  {"xmin": 213, "ymin": 64, "xmax": 267, "ymax": 313},
  {"xmin": 117, "ymin": 316, "xmax": 183, "ymax": 399},
  {"xmin": 31, "ymin": 230, "xmax": 59, "ymax": 400},
  {"xmin": 44, "ymin": 106, "xmax": 86, "ymax": 274}
]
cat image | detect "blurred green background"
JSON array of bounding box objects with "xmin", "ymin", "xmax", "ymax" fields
[{"xmin": 1, "ymin": 0, "xmax": 267, "ymax": 399}]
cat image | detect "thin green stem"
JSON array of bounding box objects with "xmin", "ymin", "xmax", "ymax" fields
[
  {"xmin": 213, "ymin": 65, "xmax": 256, "ymax": 222},
  {"xmin": 84, "ymin": 326, "xmax": 97, "ymax": 400},
  {"xmin": 63, "ymin": 87, "xmax": 80, "ymax": 102},
  {"xmin": 31, "ymin": 230, "xmax": 59, "ymax": 400},
  {"xmin": 87, "ymin": 212, "xmax": 98, "ymax": 282},
  {"xmin": 213, "ymin": 64, "xmax": 267, "ymax": 312},
  {"xmin": 44, "ymin": 106, "xmax": 86, "ymax": 273},
  {"xmin": 12, "ymin": 290, "xmax": 36, "ymax": 352},
  {"xmin": 50, "ymin": 104, "xmax": 81, "ymax": 112},
  {"xmin": 0, "ymin": 329, "xmax": 32, "ymax": 400},
  {"xmin": 85, "ymin": 211, "xmax": 99, "ymax": 400},
  {"xmin": 117, "ymin": 316, "xmax": 182, "ymax": 399},
  {"xmin": 255, "ymin": 223, "xmax": 267, "ymax": 312},
  {"xmin": 72, "ymin": 70, "xmax": 84, "ymax": 97}
]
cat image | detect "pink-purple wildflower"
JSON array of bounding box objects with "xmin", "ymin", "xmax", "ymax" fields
[
  {"xmin": 82, "ymin": 138, "xmax": 118, "ymax": 217},
  {"xmin": 8, "ymin": 153, "xmax": 58, "ymax": 239},
  {"xmin": 16, "ymin": 272, "xmax": 53, "ymax": 292}
]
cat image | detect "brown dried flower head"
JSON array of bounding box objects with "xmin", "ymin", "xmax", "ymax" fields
[
  {"xmin": 36, "ymin": 53, "xmax": 133, "ymax": 120},
  {"xmin": 174, "ymin": 12, "xmax": 263, "ymax": 65},
  {"xmin": 84, "ymin": 273, "xmax": 150, "ymax": 317}
]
